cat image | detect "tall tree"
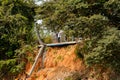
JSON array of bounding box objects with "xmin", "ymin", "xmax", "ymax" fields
[
  {"xmin": 37, "ymin": 0, "xmax": 120, "ymax": 73},
  {"xmin": 0, "ymin": 0, "xmax": 36, "ymax": 79}
]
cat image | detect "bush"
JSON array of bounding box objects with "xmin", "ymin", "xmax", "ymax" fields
[
  {"xmin": 84, "ymin": 28, "xmax": 120, "ymax": 72},
  {"xmin": 75, "ymin": 44, "xmax": 84, "ymax": 59},
  {"xmin": 43, "ymin": 35, "xmax": 53, "ymax": 44},
  {"xmin": 0, "ymin": 59, "xmax": 25, "ymax": 79},
  {"xmin": 65, "ymin": 72, "xmax": 81, "ymax": 80}
]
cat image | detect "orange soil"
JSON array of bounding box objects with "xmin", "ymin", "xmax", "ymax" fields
[
  {"xmin": 17, "ymin": 45, "xmax": 85, "ymax": 80},
  {"xmin": 16, "ymin": 44, "xmax": 115, "ymax": 80},
  {"xmin": 33, "ymin": 45, "xmax": 85, "ymax": 80}
]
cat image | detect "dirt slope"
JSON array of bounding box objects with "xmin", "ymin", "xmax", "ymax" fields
[
  {"xmin": 16, "ymin": 44, "xmax": 120, "ymax": 80},
  {"xmin": 25, "ymin": 45, "xmax": 85, "ymax": 80}
]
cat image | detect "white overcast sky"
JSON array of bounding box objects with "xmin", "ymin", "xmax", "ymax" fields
[
  {"xmin": 35, "ymin": 0, "xmax": 49, "ymax": 5},
  {"xmin": 35, "ymin": 0, "xmax": 42, "ymax": 5},
  {"xmin": 35, "ymin": 0, "xmax": 49, "ymax": 24}
]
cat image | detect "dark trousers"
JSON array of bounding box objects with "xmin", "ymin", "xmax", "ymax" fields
[{"xmin": 58, "ymin": 37, "xmax": 60, "ymax": 42}]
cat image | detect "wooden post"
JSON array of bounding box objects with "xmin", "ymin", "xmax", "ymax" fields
[{"xmin": 27, "ymin": 45, "xmax": 45, "ymax": 77}]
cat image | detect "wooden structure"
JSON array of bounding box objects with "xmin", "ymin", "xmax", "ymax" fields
[{"xmin": 27, "ymin": 40, "xmax": 81, "ymax": 79}]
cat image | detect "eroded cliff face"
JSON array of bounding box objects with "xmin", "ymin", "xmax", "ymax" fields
[
  {"xmin": 25, "ymin": 45, "xmax": 85, "ymax": 80},
  {"xmin": 16, "ymin": 45, "xmax": 118, "ymax": 80},
  {"xmin": 36, "ymin": 45, "xmax": 85, "ymax": 80}
]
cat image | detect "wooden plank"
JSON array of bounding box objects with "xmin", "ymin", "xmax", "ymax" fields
[{"xmin": 38, "ymin": 40, "xmax": 81, "ymax": 47}]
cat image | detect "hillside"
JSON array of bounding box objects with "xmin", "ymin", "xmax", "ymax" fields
[
  {"xmin": 1, "ymin": 0, "xmax": 120, "ymax": 80},
  {"xmin": 16, "ymin": 44, "xmax": 120, "ymax": 80}
]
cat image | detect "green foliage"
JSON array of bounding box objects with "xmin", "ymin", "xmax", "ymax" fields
[
  {"xmin": 0, "ymin": 0, "xmax": 36, "ymax": 78},
  {"xmin": 56, "ymin": 55, "xmax": 64, "ymax": 61},
  {"xmin": 75, "ymin": 44, "xmax": 84, "ymax": 59},
  {"xmin": 65, "ymin": 72, "xmax": 81, "ymax": 80},
  {"xmin": 0, "ymin": 59, "xmax": 25, "ymax": 79},
  {"xmin": 15, "ymin": 45, "xmax": 34, "ymax": 59},
  {"xmin": 0, "ymin": 59, "xmax": 17, "ymax": 78},
  {"xmin": 43, "ymin": 35, "xmax": 53, "ymax": 43},
  {"xmin": 65, "ymin": 77, "xmax": 73, "ymax": 80},
  {"xmin": 9, "ymin": 62, "xmax": 25, "ymax": 74},
  {"xmin": 85, "ymin": 27, "xmax": 120, "ymax": 72},
  {"xmin": 37, "ymin": 0, "xmax": 120, "ymax": 73},
  {"xmin": 0, "ymin": 59, "xmax": 16, "ymax": 71},
  {"xmin": 0, "ymin": 0, "xmax": 35, "ymax": 59}
]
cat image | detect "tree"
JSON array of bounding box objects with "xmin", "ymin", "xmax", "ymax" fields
[
  {"xmin": 0, "ymin": 0, "xmax": 36, "ymax": 79},
  {"xmin": 37, "ymin": 0, "xmax": 120, "ymax": 72}
]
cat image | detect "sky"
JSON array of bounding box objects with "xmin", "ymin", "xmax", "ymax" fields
[
  {"xmin": 35, "ymin": 1, "xmax": 42, "ymax": 5},
  {"xmin": 35, "ymin": 0, "xmax": 49, "ymax": 5},
  {"xmin": 36, "ymin": 20, "xmax": 42, "ymax": 24},
  {"xmin": 35, "ymin": 0, "xmax": 43, "ymax": 24},
  {"xmin": 35, "ymin": 0, "xmax": 50, "ymax": 24}
]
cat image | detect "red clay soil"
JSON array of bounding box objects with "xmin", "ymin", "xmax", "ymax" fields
[
  {"xmin": 16, "ymin": 45, "xmax": 86, "ymax": 80},
  {"xmin": 16, "ymin": 45, "xmax": 116, "ymax": 80}
]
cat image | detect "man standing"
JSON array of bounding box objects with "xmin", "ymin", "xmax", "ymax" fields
[
  {"xmin": 58, "ymin": 31, "xmax": 61, "ymax": 42},
  {"xmin": 58, "ymin": 30, "xmax": 64, "ymax": 42}
]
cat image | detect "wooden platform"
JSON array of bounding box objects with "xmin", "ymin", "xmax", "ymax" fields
[
  {"xmin": 38, "ymin": 40, "xmax": 81, "ymax": 47},
  {"xmin": 27, "ymin": 40, "xmax": 81, "ymax": 79}
]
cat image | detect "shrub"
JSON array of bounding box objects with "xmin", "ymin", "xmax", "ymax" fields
[
  {"xmin": 65, "ymin": 72, "xmax": 81, "ymax": 80},
  {"xmin": 75, "ymin": 44, "xmax": 84, "ymax": 59},
  {"xmin": 84, "ymin": 28, "xmax": 120, "ymax": 72},
  {"xmin": 43, "ymin": 35, "xmax": 53, "ymax": 43}
]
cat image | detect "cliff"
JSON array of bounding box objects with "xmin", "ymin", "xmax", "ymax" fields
[{"xmin": 16, "ymin": 45, "xmax": 119, "ymax": 80}]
